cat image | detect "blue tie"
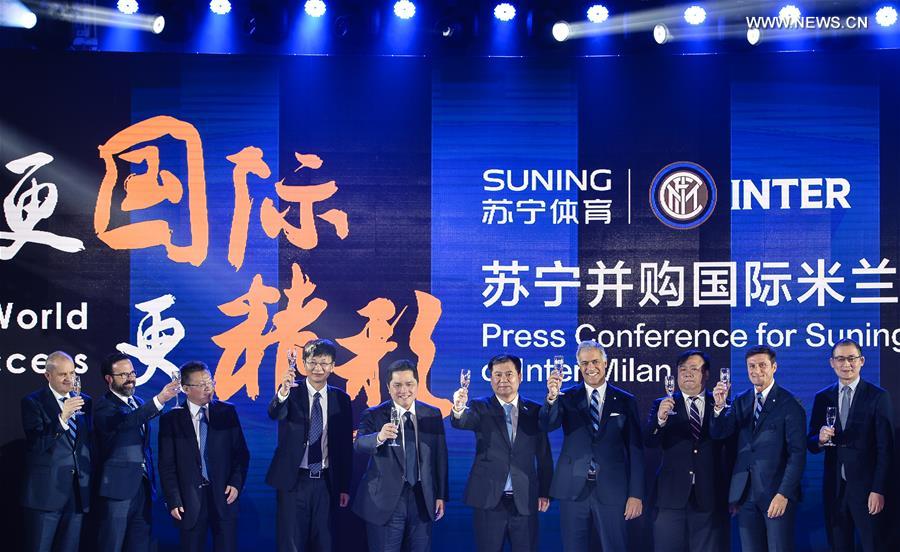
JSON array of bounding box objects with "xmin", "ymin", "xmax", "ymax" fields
[
  {"xmin": 503, "ymin": 403, "xmax": 514, "ymax": 492},
  {"xmin": 199, "ymin": 407, "xmax": 209, "ymax": 481},
  {"xmin": 403, "ymin": 412, "xmax": 418, "ymax": 485},
  {"xmin": 128, "ymin": 397, "xmax": 150, "ymax": 478},
  {"xmin": 308, "ymin": 392, "xmax": 323, "ymax": 474},
  {"xmin": 590, "ymin": 389, "xmax": 601, "ymax": 433},
  {"xmin": 59, "ymin": 398, "xmax": 77, "ymax": 442},
  {"xmin": 689, "ymin": 396, "xmax": 702, "ymax": 441},
  {"xmin": 754, "ymin": 392, "xmax": 764, "ymax": 428}
]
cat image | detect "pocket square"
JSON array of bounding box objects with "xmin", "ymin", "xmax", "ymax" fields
[{"xmin": 609, "ymin": 412, "xmax": 621, "ymax": 417}]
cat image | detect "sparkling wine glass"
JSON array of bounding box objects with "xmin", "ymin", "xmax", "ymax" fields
[
  {"xmin": 552, "ymin": 355, "xmax": 566, "ymax": 395},
  {"xmin": 664, "ymin": 374, "xmax": 677, "ymax": 415},
  {"xmin": 460, "ymin": 369, "xmax": 471, "ymax": 389},
  {"xmin": 71, "ymin": 375, "xmax": 84, "ymax": 416},
  {"xmin": 286, "ymin": 347, "xmax": 300, "ymax": 387},
  {"xmin": 388, "ymin": 407, "xmax": 401, "ymax": 447},
  {"xmin": 823, "ymin": 406, "xmax": 837, "ymax": 447}
]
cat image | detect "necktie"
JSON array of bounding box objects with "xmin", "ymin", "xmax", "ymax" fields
[
  {"xmin": 590, "ymin": 389, "xmax": 601, "ymax": 434},
  {"xmin": 128, "ymin": 397, "xmax": 150, "ymax": 478},
  {"xmin": 59, "ymin": 398, "xmax": 77, "ymax": 442},
  {"xmin": 199, "ymin": 407, "xmax": 209, "ymax": 481},
  {"xmin": 403, "ymin": 412, "xmax": 418, "ymax": 485},
  {"xmin": 308, "ymin": 392, "xmax": 323, "ymax": 474},
  {"xmin": 689, "ymin": 396, "xmax": 702, "ymax": 441},
  {"xmin": 128, "ymin": 397, "xmax": 145, "ymax": 437},
  {"xmin": 840, "ymin": 386, "xmax": 851, "ymax": 429},
  {"xmin": 503, "ymin": 403, "xmax": 514, "ymax": 492},
  {"xmin": 754, "ymin": 392, "xmax": 764, "ymax": 428}
]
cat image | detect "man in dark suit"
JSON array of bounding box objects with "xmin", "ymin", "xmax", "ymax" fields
[
  {"xmin": 266, "ymin": 338, "xmax": 353, "ymax": 552},
  {"xmin": 711, "ymin": 345, "xmax": 807, "ymax": 552},
  {"xmin": 540, "ymin": 340, "xmax": 644, "ymax": 552},
  {"xmin": 451, "ymin": 353, "xmax": 552, "ymax": 552},
  {"xmin": 808, "ymin": 338, "xmax": 894, "ymax": 552},
  {"xmin": 21, "ymin": 350, "xmax": 92, "ymax": 552},
  {"xmin": 645, "ymin": 349, "xmax": 730, "ymax": 552},
  {"xmin": 353, "ymin": 359, "xmax": 449, "ymax": 551},
  {"xmin": 158, "ymin": 361, "xmax": 250, "ymax": 552},
  {"xmin": 94, "ymin": 352, "xmax": 180, "ymax": 552}
]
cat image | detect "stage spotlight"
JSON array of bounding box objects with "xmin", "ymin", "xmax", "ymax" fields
[
  {"xmin": 117, "ymin": 0, "xmax": 139, "ymax": 15},
  {"xmin": 586, "ymin": 4, "xmax": 609, "ymax": 24},
  {"xmin": 304, "ymin": 0, "xmax": 326, "ymax": 18},
  {"xmin": 494, "ymin": 3, "xmax": 516, "ymax": 22},
  {"xmin": 747, "ymin": 27, "xmax": 760, "ymax": 45},
  {"xmin": 209, "ymin": 0, "xmax": 231, "ymax": 16},
  {"xmin": 0, "ymin": 1, "xmax": 37, "ymax": 28},
  {"xmin": 653, "ymin": 23, "xmax": 670, "ymax": 44},
  {"xmin": 876, "ymin": 6, "xmax": 898, "ymax": 27},
  {"xmin": 683, "ymin": 6, "xmax": 706, "ymax": 25},
  {"xmin": 552, "ymin": 21, "xmax": 569, "ymax": 42},
  {"xmin": 394, "ymin": 0, "xmax": 415, "ymax": 20},
  {"xmin": 152, "ymin": 15, "xmax": 164, "ymax": 34},
  {"xmin": 778, "ymin": 5, "xmax": 801, "ymax": 26}
]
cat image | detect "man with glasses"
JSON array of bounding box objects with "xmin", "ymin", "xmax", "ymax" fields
[
  {"xmin": 540, "ymin": 340, "xmax": 645, "ymax": 552},
  {"xmin": 711, "ymin": 345, "xmax": 806, "ymax": 552},
  {"xmin": 808, "ymin": 338, "xmax": 894, "ymax": 552},
  {"xmin": 266, "ymin": 338, "xmax": 353, "ymax": 552},
  {"xmin": 645, "ymin": 350, "xmax": 731, "ymax": 552},
  {"xmin": 452, "ymin": 353, "xmax": 553, "ymax": 552},
  {"xmin": 158, "ymin": 361, "xmax": 249, "ymax": 552},
  {"xmin": 95, "ymin": 352, "xmax": 180, "ymax": 552}
]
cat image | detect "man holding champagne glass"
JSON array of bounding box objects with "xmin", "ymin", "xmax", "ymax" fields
[{"xmin": 807, "ymin": 338, "xmax": 894, "ymax": 552}]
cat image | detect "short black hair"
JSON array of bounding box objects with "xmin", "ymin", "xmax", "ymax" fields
[
  {"xmin": 101, "ymin": 352, "xmax": 131, "ymax": 377},
  {"xmin": 386, "ymin": 359, "xmax": 418, "ymax": 382},
  {"xmin": 745, "ymin": 345, "xmax": 776, "ymax": 362},
  {"xmin": 675, "ymin": 349, "xmax": 710, "ymax": 376},
  {"xmin": 180, "ymin": 360, "xmax": 210, "ymax": 384},
  {"xmin": 831, "ymin": 338, "xmax": 862, "ymax": 357},
  {"xmin": 486, "ymin": 354, "xmax": 522, "ymax": 376},
  {"xmin": 302, "ymin": 339, "xmax": 337, "ymax": 363}
]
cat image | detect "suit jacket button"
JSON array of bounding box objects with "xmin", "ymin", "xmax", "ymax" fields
[{"xmin": 693, "ymin": 449, "xmax": 698, "ymax": 454}]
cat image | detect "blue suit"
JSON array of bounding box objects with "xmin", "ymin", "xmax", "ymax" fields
[
  {"xmin": 21, "ymin": 387, "xmax": 92, "ymax": 552},
  {"xmin": 94, "ymin": 391, "xmax": 161, "ymax": 552},
  {"xmin": 710, "ymin": 383, "xmax": 806, "ymax": 552},
  {"xmin": 807, "ymin": 379, "xmax": 894, "ymax": 552},
  {"xmin": 539, "ymin": 383, "xmax": 644, "ymax": 552}
]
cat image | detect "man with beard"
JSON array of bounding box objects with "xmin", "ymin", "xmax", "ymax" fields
[
  {"xmin": 540, "ymin": 340, "xmax": 644, "ymax": 552},
  {"xmin": 94, "ymin": 352, "xmax": 180, "ymax": 552},
  {"xmin": 158, "ymin": 361, "xmax": 249, "ymax": 552}
]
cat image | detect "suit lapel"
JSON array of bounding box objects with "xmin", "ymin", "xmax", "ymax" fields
[
  {"xmin": 572, "ymin": 384, "xmax": 592, "ymax": 429},
  {"xmin": 179, "ymin": 406, "xmax": 202, "ymax": 464},
  {"xmin": 753, "ymin": 385, "xmax": 778, "ymax": 435},
  {"xmin": 42, "ymin": 388, "xmax": 75, "ymax": 449},
  {"xmin": 597, "ymin": 386, "xmax": 617, "ymax": 439},
  {"xmin": 490, "ymin": 397, "xmax": 513, "ymax": 449},
  {"xmin": 845, "ymin": 380, "xmax": 866, "ymax": 430}
]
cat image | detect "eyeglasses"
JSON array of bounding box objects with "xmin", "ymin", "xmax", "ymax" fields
[
  {"xmin": 183, "ymin": 380, "xmax": 215, "ymax": 389},
  {"xmin": 305, "ymin": 361, "xmax": 334, "ymax": 369},
  {"xmin": 832, "ymin": 355, "xmax": 862, "ymax": 364},
  {"xmin": 110, "ymin": 371, "xmax": 137, "ymax": 379}
]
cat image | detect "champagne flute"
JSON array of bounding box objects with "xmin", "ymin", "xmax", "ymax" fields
[
  {"xmin": 388, "ymin": 407, "xmax": 401, "ymax": 447},
  {"xmin": 460, "ymin": 368, "xmax": 471, "ymax": 389},
  {"xmin": 552, "ymin": 355, "xmax": 566, "ymax": 395},
  {"xmin": 720, "ymin": 367, "xmax": 730, "ymax": 386},
  {"xmin": 664, "ymin": 374, "xmax": 677, "ymax": 415},
  {"xmin": 71, "ymin": 375, "xmax": 84, "ymax": 416},
  {"xmin": 822, "ymin": 406, "xmax": 837, "ymax": 447},
  {"xmin": 286, "ymin": 347, "xmax": 300, "ymax": 387}
]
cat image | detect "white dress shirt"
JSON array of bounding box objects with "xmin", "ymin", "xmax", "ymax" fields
[
  {"xmin": 300, "ymin": 381, "xmax": 329, "ymax": 469},
  {"xmin": 186, "ymin": 400, "xmax": 208, "ymax": 452}
]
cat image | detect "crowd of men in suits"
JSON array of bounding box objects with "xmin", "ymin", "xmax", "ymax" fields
[{"xmin": 20, "ymin": 337, "xmax": 893, "ymax": 551}]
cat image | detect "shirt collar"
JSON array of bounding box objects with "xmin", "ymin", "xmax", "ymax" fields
[
  {"xmin": 49, "ymin": 385, "xmax": 69, "ymax": 402},
  {"xmin": 756, "ymin": 379, "xmax": 776, "ymax": 402},
  {"xmin": 394, "ymin": 401, "xmax": 416, "ymax": 417},
  {"xmin": 840, "ymin": 377, "xmax": 860, "ymax": 394},
  {"xmin": 496, "ymin": 394, "xmax": 519, "ymax": 409},
  {"xmin": 110, "ymin": 389, "xmax": 136, "ymax": 405},
  {"xmin": 585, "ymin": 381, "xmax": 606, "ymax": 401},
  {"xmin": 187, "ymin": 400, "xmax": 208, "ymax": 418},
  {"xmin": 306, "ymin": 379, "xmax": 327, "ymax": 398}
]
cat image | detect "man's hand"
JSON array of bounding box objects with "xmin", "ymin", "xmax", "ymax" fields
[
  {"xmin": 624, "ymin": 497, "xmax": 642, "ymax": 520},
  {"xmin": 157, "ymin": 380, "xmax": 180, "ymax": 404},
  {"xmin": 767, "ymin": 494, "xmax": 788, "ymax": 518},
  {"xmin": 170, "ymin": 506, "xmax": 184, "ymax": 520},
  {"xmin": 435, "ymin": 499, "xmax": 445, "ymax": 520},
  {"xmin": 452, "ymin": 388, "xmax": 469, "ymax": 413},
  {"xmin": 377, "ymin": 422, "xmax": 399, "ymax": 443},
  {"xmin": 818, "ymin": 425, "xmax": 836, "ymax": 446},
  {"xmin": 225, "ymin": 485, "xmax": 239, "ymax": 505},
  {"xmin": 278, "ymin": 369, "xmax": 295, "ymax": 398},
  {"xmin": 60, "ymin": 397, "xmax": 85, "ymax": 421},
  {"xmin": 547, "ymin": 371, "xmax": 562, "ymax": 402},
  {"xmin": 712, "ymin": 381, "xmax": 729, "ymax": 409},
  {"xmin": 657, "ymin": 397, "xmax": 676, "ymax": 423},
  {"xmin": 339, "ymin": 493, "xmax": 350, "ymax": 508},
  {"xmin": 868, "ymin": 492, "xmax": 885, "ymax": 515},
  {"xmin": 537, "ymin": 497, "xmax": 550, "ymax": 512}
]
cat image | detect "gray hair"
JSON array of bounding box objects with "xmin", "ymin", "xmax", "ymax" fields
[
  {"xmin": 576, "ymin": 340, "xmax": 607, "ymax": 361},
  {"xmin": 46, "ymin": 351, "xmax": 74, "ymax": 373}
]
